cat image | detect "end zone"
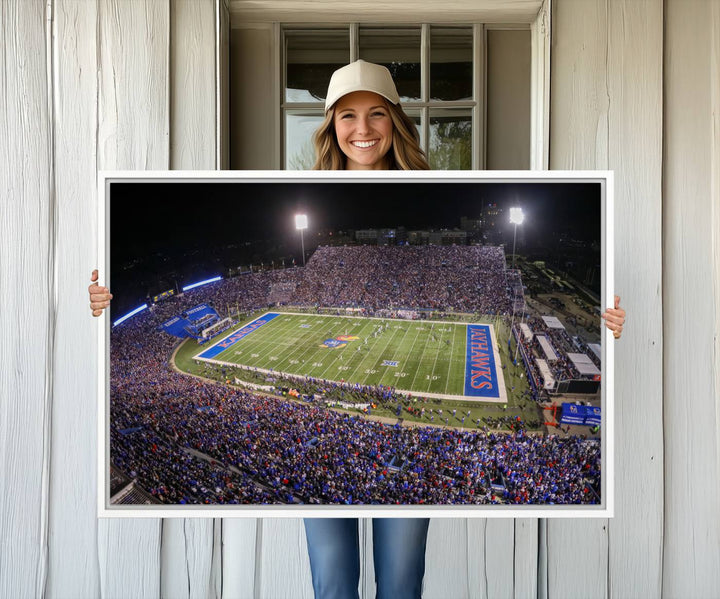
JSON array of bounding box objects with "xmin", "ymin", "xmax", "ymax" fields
[
  {"xmin": 196, "ymin": 312, "xmax": 280, "ymax": 360},
  {"xmin": 463, "ymin": 323, "xmax": 508, "ymax": 404}
]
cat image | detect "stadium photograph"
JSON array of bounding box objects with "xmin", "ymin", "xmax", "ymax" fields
[{"xmin": 104, "ymin": 175, "xmax": 607, "ymax": 511}]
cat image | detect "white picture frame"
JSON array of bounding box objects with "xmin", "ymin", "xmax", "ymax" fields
[{"xmin": 98, "ymin": 169, "xmax": 613, "ymax": 518}]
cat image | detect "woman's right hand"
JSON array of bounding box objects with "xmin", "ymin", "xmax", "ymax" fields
[{"xmin": 89, "ymin": 269, "xmax": 113, "ymax": 316}]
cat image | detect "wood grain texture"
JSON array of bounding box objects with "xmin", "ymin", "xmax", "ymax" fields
[
  {"xmin": 163, "ymin": 2, "xmax": 219, "ymax": 596},
  {"xmin": 170, "ymin": 0, "xmax": 216, "ymax": 170},
  {"xmin": 6, "ymin": 1, "xmax": 711, "ymax": 597},
  {"xmin": 221, "ymin": 519, "xmax": 258, "ymax": 598},
  {"xmin": 257, "ymin": 519, "xmax": 314, "ymax": 598},
  {"xmin": 47, "ymin": 1, "xmax": 102, "ymax": 597},
  {"xmin": 423, "ymin": 519, "xmax": 470, "ymax": 598},
  {"xmin": 663, "ymin": 1, "xmax": 720, "ymax": 596},
  {"xmin": 0, "ymin": 1, "xmax": 52, "ymax": 597},
  {"xmin": 97, "ymin": 0, "xmax": 170, "ymax": 171},
  {"xmin": 464, "ymin": 519, "xmax": 518, "ymax": 599},
  {"xmin": 712, "ymin": 9, "xmax": 720, "ymax": 552},
  {"xmin": 161, "ymin": 520, "xmax": 217, "ymax": 599},
  {"xmin": 218, "ymin": 0, "xmax": 230, "ymax": 170},
  {"xmin": 550, "ymin": 1, "xmax": 665, "ymax": 598},
  {"xmin": 530, "ymin": 0, "xmax": 550, "ymax": 170},
  {"xmin": 485, "ymin": 520, "xmax": 516, "ymax": 598},
  {"xmin": 98, "ymin": 520, "xmax": 161, "ymax": 599},
  {"xmin": 513, "ymin": 519, "xmax": 539, "ymax": 598},
  {"xmin": 228, "ymin": 0, "xmax": 543, "ymax": 24},
  {"xmin": 547, "ymin": 1, "xmax": 610, "ymax": 596},
  {"xmin": 605, "ymin": 1, "xmax": 664, "ymax": 597},
  {"xmin": 96, "ymin": 0, "xmax": 169, "ymax": 595}
]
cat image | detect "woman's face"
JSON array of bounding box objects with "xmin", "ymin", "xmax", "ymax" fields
[{"xmin": 333, "ymin": 91, "xmax": 394, "ymax": 170}]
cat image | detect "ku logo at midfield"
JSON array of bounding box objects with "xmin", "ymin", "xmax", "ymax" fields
[{"xmin": 321, "ymin": 335, "xmax": 360, "ymax": 349}]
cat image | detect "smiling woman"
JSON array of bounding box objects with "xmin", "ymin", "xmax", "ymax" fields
[
  {"xmin": 311, "ymin": 60, "xmax": 430, "ymax": 171},
  {"xmin": 333, "ymin": 91, "xmax": 394, "ymax": 170}
]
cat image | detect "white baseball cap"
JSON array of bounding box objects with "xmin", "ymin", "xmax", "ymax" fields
[{"xmin": 324, "ymin": 60, "xmax": 400, "ymax": 112}]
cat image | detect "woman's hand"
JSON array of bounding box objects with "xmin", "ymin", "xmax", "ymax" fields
[
  {"xmin": 601, "ymin": 295, "xmax": 625, "ymax": 339},
  {"xmin": 89, "ymin": 269, "xmax": 113, "ymax": 317}
]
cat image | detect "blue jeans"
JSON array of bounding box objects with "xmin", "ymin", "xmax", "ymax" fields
[{"xmin": 304, "ymin": 518, "xmax": 430, "ymax": 599}]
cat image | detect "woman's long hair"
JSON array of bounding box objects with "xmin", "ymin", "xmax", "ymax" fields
[{"xmin": 312, "ymin": 100, "xmax": 430, "ymax": 171}]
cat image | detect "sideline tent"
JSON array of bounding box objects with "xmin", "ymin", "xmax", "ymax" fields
[
  {"xmin": 542, "ymin": 315, "xmax": 565, "ymax": 330},
  {"xmin": 567, "ymin": 352, "xmax": 601, "ymax": 376}
]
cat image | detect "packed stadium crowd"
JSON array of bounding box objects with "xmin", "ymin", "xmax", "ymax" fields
[
  {"xmin": 109, "ymin": 244, "xmax": 600, "ymax": 506},
  {"xmin": 294, "ymin": 246, "xmax": 512, "ymax": 314}
]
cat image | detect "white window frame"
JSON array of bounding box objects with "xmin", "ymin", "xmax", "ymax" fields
[
  {"xmin": 227, "ymin": 0, "xmax": 551, "ymax": 171},
  {"xmin": 281, "ymin": 23, "xmax": 489, "ymax": 170}
]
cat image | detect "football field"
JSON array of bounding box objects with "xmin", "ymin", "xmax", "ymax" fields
[{"xmin": 194, "ymin": 312, "xmax": 507, "ymax": 402}]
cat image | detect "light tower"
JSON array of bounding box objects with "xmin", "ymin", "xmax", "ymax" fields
[
  {"xmin": 295, "ymin": 214, "xmax": 308, "ymax": 266},
  {"xmin": 508, "ymin": 207, "xmax": 524, "ymax": 355},
  {"xmin": 509, "ymin": 207, "xmax": 524, "ymax": 270}
]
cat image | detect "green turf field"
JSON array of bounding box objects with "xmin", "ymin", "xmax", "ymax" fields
[{"xmin": 193, "ymin": 312, "xmax": 488, "ymax": 399}]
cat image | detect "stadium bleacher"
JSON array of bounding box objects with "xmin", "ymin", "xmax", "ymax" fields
[{"xmin": 109, "ymin": 244, "xmax": 601, "ymax": 506}]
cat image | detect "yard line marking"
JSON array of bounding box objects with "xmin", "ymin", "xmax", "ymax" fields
[
  {"xmin": 396, "ymin": 322, "xmax": 426, "ymax": 392},
  {"xmin": 374, "ymin": 322, "xmax": 408, "ymax": 388},
  {"xmin": 443, "ymin": 323, "xmax": 459, "ymax": 395},
  {"xmin": 345, "ymin": 319, "xmax": 383, "ymax": 383},
  {"xmin": 380, "ymin": 321, "xmax": 416, "ymax": 387}
]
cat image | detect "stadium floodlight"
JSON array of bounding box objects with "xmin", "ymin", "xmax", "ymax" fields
[
  {"xmin": 509, "ymin": 207, "xmax": 524, "ymax": 270},
  {"xmin": 182, "ymin": 276, "xmax": 222, "ymax": 292},
  {"xmin": 113, "ymin": 304, "xmax": 148, "ymax": 327},
  {"xmin": 295, "ymin": 214, "xmax": 308, "ymax": 266},
  {"xmin": 509, "ymin": 207, "xmax": 524, "ymax": 225}
]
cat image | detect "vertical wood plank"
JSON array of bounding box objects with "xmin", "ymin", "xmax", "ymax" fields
[
  {"xmin": 464, "ymin": 519, "xmax": 518, "ymax": 599},
  {"xmin": 548, "ymin": 2, "xmax": 610, "ymax": 596},
  {"xmin": 530, "ymin": 0, "xmax": 550, "ymax": 170},
  {"xmin": 606, "ymin": 1, "xmax": 664, "ymax": 597},
  {"xmin": 96, "ymin": 1, "xmax": 169, "ymax": 596},
  {"xmin": 550, "ymin": 0, "xmax": 609, "ymax": 171},
  {"xmin": 169, "ymin": 0, "xmax": 216, "ymax": 170},
  {"xmin": 162, "ymin": 1, "xmax": 219, "ymax": 597},
  {"xmin": 218, "ymin": 0, "xmax": 230, "ymax": 170},
  {"xmin": 550, "ymin": 1, "xmax": 665, "ymax": 598},
  {"xmin": 47, "ymin": 0, "xmax": 102, "ymax": 596},
  {"xmin": 221, "ymin": 519, "xmax": 258, "ymax": 598},
  {"xmin": 96, "ymin": 0, "xmax": 169, "ymax": 171},
  {"xmin": 256, "ymin": 519, "xmax": 314, "ymax": 598},
  {"xmin": 663, "ymin": 1, "xmax": 720, "ymax": 596},
  {"xmin": 422, "ymin": 519, "xmax": 470, "ymax": 599},
  {"xmin": 467, "ymin": 520, "xmax": 487, "ymax": 599},
  {"xmin": 513, "ymin": 519, "xmax": 538, "ymax": 599},
  {"xmin": 359, "ymin": 518, "xmax": 372, "ymax": 598},
  {"xmin": 0, "ymin": 1, "xmax": 52, "ymax": 598},
  {"xmin": 161, "ymin": 520, "xmax": 217, "ymax": 599}
]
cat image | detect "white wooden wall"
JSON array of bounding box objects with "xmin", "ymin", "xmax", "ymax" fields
[{"xmin": 1, "ymin": 0, "xmax": 718, "ymax": 597}]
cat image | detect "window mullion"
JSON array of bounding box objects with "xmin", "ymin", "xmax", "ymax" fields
[
  {"xmin": 421, "ymin": 24, "xmax": 430, "ymax": 154},
  {"xmin": 475, "ymin": 23, "xmax": 486, "ymax": 170},
  {"xmin": 350, "ymin": 23, "xmax": 359, "ymax": 61}
]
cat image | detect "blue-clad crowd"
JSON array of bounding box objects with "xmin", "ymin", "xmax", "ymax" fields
[{"xmin": 110, "ymin": 245, "xmax": 600, "ymax": 505}]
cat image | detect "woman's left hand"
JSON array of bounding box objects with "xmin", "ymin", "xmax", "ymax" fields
[{"xmin": 602, "ymin": 295, "xmax": 625, "ymax": 339}]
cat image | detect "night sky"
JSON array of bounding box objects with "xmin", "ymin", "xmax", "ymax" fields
[{"xmin": 110, "ymin": 180, "xmax": 601, "ymax": 317}]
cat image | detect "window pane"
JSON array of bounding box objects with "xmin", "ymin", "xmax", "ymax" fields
[
  {"xmin": 286, "ymin": 30, "xmax": 349, "ymax": 103},
  {"xmin": 430, "ymin": 27, "xmax": 473, "ymax": 101},
  {"xmin": 429, "ymin": 109, "xmax": 472, "ymax": 170},
  {"xmin": 486, "ymin": 30, "xmax": 530, "ymax": 169},
  {"xmin": 402, "ymin": 109, "xmax": 423, "ymax": 148},
  {"xmin": 359, "ymin": 28, "xmax": 421, "ymax": 102},
  {"xmin": 285, "ymin": 112, "xmax": 324, "ymax": 170}
]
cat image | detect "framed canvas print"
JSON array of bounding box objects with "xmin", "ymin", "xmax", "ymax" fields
[{"xmin": 98, "ymin": 170, "xmax": 614, "ymax": 518}]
